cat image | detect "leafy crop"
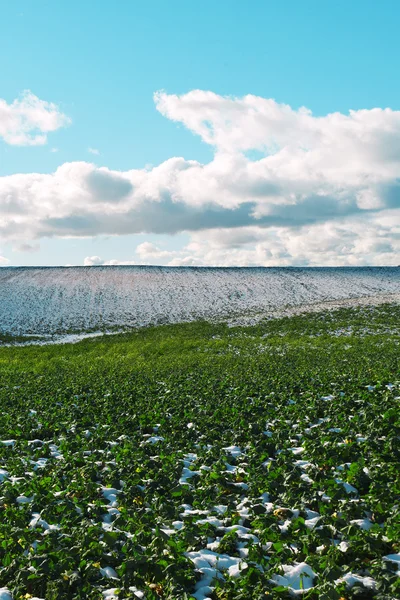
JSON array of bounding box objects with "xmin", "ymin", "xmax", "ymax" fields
[{"xmin": 0, "ymin": 304, "xmax": 398, "ymax": 599}]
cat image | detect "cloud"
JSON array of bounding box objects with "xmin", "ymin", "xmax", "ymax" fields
[
  {"xmin": 88, "ymin": 147, "xmax": 100, "ymax": 155},
  {"xmin": 84, "ymin": 255, "xmax": 135, "ymax": 266},
  {"xmin": 0, "ymin": 90, "xmax": 70, "ymax": 146},
  {"xmin": 84, "ymin": 255, "xmax": 103, "ymax": 266},
  {"xmin": 0, "ymin": 90, "xmax": 399, "ymax": 264},
  {"xmin": 136, "ymin": 241, "xmax": 173, "ymax": 260},
  {"xmin": 173, "ymin": 217, "xmax": 400, "ymax": 267},
  {"xmin": 154, "ymin": 90, "xmax": 400, "ymax": 166}
]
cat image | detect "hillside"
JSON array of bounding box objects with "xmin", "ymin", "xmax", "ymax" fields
[{"xmin": 0, "ymin": 266, "xmax": 399, "ymax": 336}]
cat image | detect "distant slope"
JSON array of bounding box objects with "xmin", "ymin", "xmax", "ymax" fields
[{"xmin": 0, "ymin": 266, "xmax": 399, "ymax": 335}]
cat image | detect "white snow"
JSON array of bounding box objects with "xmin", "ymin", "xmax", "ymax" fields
[
  {"xmin": 350, "ymin": 518, "xmax": 374, "ymax": 530},
  {"xmin": 223, "ymin": 446, "xmax": 243, "ymax": 458},
  {"xmin": 100, "ymin": 566, "xmax": 119, "ymax": 579},
  {"xmin": 1, "ymin": 266, "xmax": 398, "ymax": 339},
  {"xmin": 49, "ymin": 444, "xmax": 63, "ymax": 459},
  {"xmin": 180, "ymin": 453, "xmax": 201, "ymax": 485},
  {"xmin": 335, "ymin": 479, "xmax": 358, "ymax": 494},
  {"xmin": 128, "ymin": 588, "xmax": 145, "ymax": 599},
  {"xmin": 383, "ymin": 553, "xmax": 400, "ymax": 571},
  {"xmin": 337, "ymin": 541, "xmax": 350, "ymax": 552},
  {"xmin": 31, "ymin": 458, "xmax": 48, "ymax": 470},
  {"xmin": 102, "ymin": 507, "xmax": 121, "ymax": 526},
  {"xmin": 101, "ymin": 487, "xmax": 121, "ymax": 506},
  {"xmin": 102, "ymin": 590, "xmax": 119, "ymax": 600},
  {"xmin": 304, "ymin": 516, "xmax": 320, "ymax": 530},
  {"xmin": 183, "ymin": 453, "xmax": 198, "ymax": 467},
  {"xmin": 336, "ymin": 573, "xmax": 377, "ymax": 590},
  {"xmin": 271, "ymin": 562, "xmax": 316, "ymax": 594},
  {"xmin": 289, "ymin": 447, "xmax": 304, "ymax": 455},
  {"xmin": 16, "ymin": 495, "xmax": 33, "ymax": 504},
  {"xmin": 300, "ymin": 473, "xmax": 314, "ymax": 485},
  {"xmin": 294, "ymin": 460, "xmax": 313, "ymax": 470},
  {"xmin": 145, "ymin": 436, "xmax": 164, "ymax": 444},
  {"xmin": 179, "ymin": 467, "xmax": 201, "ymax": 485},
  {"xmin": 186, "ymin": 549, "xmax": 248, "ymax": 600},
  {"xmin": 29, "ymin": 513, "xmax": 60, "ymax": 532},
  {"xmin": 196, "ymin": 517, "xmax": 224, "ymax": 528}
]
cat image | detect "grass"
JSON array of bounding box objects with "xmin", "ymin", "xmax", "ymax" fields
[{"xmin": 0, "ymin": 304, "xmax": 398, "ymax": 599}]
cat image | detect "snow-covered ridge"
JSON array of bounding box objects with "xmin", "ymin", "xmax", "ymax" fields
[{"xmin": 0, "ymin": 266, "xmax": 399, "ymax": 336}]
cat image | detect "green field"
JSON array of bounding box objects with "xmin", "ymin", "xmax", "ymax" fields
[{"xmin": 0, "ymin": 305, "xmax": 399, "ymax": 599}]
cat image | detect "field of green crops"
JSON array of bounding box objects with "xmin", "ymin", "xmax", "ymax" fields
[{"xmin": 0, "ymin": 304, "xmax": 399, "ymax": 600}]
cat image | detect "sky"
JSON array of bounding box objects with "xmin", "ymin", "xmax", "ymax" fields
[{"xmin": 0, "ymin": 0, "xmax": 399, "ymax": 267}]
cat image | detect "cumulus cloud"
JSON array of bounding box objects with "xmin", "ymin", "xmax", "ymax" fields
[
  {"xmin": 84, "ymin": 255, "xmax": 135, "ymax": 266},
  {"xmin": 1, "ymin": 90, "xmax": 400, "ymax": 264},
  {"xmin": 84, "ymin": 255, "xmax": 103, "ymax": 266},
  {"xmin": 88, "ymin": 147, "xmax": 100, "ymax": 155},
  {"xmin": 136, "ymin": 241, "xmax": 177, "ymax": 261},
  {"xmin": 174, "ymin": 217, "xmax": 400, "ymax": 267},
  {"xmin": 0, "ymin": 90, "xmax": 70, "ymax": 146}
]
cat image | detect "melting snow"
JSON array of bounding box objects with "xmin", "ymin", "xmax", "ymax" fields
[
  {"xmin": 180, "ymin": 467, "xmax": 201, "ymax": 485},
  {"xmin": 336, "ymin": 573, "xmax": 377, "ymax": 590},
  {"xmin": 335, "ymin": 479, "xmax": 358, "ymax": 494},
  {"xmin": 101, "ymin": 487, "xmax": 121, "ymax": 506},
  {"xmin": 29, "ymin": 513, "xmax": 60, "ymax": 532},
  {"xmin": 271, "ymin": 562, "xmax": 316, "ymax": 594},
  {"xmin": 100, "ymin": 566, "xmax": 119, "ymax": 579},
  {"xmin": 289, "ymin": 447, "xmax": 304, "ymax": 455},
  {"xmin": 186, "ymin": 549, "xmax": 248, "ymax": 599},
  {"xmin": 223, "ymin": 446, "xmax": 243, "ymax": 458},
  {"xmin": 16, "ymin": 495, "xmax": 33, "ymax": 504},
  {"xmin": 350, "ymin": 518, "xmax": 374, "ymax": 530},
  {"xmin": 102, "ymin": 590, "xmax": 119, "ymax": 600},
  {"xmin": 383, "ymin": 553, "xmax": 400, "ymax": 571},
  {"xmin": 145, "ymin": 436, "xmax": 164, "ymax": 444}
]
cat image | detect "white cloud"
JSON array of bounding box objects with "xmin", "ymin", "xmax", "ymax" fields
[
  {"xmin": 0, "ymin": 90, "xmax": 399, "ymax": 264},
  {"xmin": 0, "ymin": 90, "xmax": 70, "ymax": 146},
  {"xmin": 84, "ymin": 255, "xmax": 135, "ymax": 266},
  {"xmin": 136, "ymin": 241, "xmax": 175, "ymax": 261},
  {"xmin": 175, "ymin": 217, "xmax": 400, "ymax": 267},
  {"xmin": 88, "ymin": 147, "xmax": 100, "ymax": 155},
  {"xmin": 84, "ymin": 255, "xmax": 103, "ymax": 266}
]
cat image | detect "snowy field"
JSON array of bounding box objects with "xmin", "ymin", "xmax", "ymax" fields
[{"xmin": 0, "ymin": 266, "xmax": 399, "ymax": 337}]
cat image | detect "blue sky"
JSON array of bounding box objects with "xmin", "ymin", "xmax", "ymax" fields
[{"xmin": 1, "ymin": 0, "xmax": 399, "ymax": 266}]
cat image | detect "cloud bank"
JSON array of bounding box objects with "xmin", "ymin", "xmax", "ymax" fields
[{"xmin": 1, "ymin": 90, "xmax": 400, "ymax": 265}]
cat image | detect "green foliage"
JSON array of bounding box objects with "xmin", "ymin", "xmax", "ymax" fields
[{"xmin": 0, "ymin": 304, "xmax": 398, "ymax": 598}]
